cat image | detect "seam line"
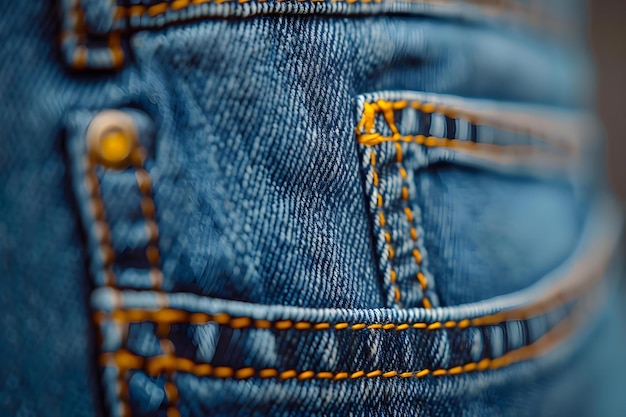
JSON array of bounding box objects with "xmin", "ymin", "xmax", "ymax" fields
[
  {"xmin": 85, "ymin": 136, "xmax": 173, "ymax": 416},
  {"xmin": 97, "ymin": 304, "xmax": 581, "ymax": 381},
  {"xmin": 371, "ymin": 149, "xmax": 402, "ymax": 305},
  {"xmin": 113, "ymin": 0, "xmax": 519, "ymax": 20}
]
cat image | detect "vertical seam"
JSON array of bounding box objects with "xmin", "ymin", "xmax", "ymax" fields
[
  {"xmin": 130, "ymin": 150, "xmax": 180, "ymax": 417},
  {"xmin": 83, "ymin": 155, "xmax": 131, "ymax": 417},
  {"xmin": 370, "ymin": 150, "xmax": 402, "ymax": 305},
  {"xmin": 84, "ymin": 127, "xmax": 177, "ymax": 416},
  {"xmin": 393, "ymin": 141, "xmax": 432, "ymax": 309},
  {"xmin": 376, "ymin": 99, "xmax": 435, "ymax": 308}
]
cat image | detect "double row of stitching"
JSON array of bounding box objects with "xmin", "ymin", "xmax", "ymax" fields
[
  {"xmin": 61, "ymin": 0, "xmax": 124, "ymax": 69},
  {"xmin": 84, "ymin": 131, "xmax": 178, "ymax": 416},
  {"xmin": 90, "ymin": 277, "xmax": 583, "ymax": 330},
  {"xmin": 84, "ymin": 149, "xmax": 132, "ymax": 416},
  {"xmin": 96, "ymin": 304, "xmax": 580, "ymax": 381},
  {"xmin": 360, "ymin": 99, "xmax": 436, "ymax": 308},
  {"xmin": 377, "ymin": 100, "xmax": 434, "ymax": 308},
  {"xmin": 355, "ymin": 99, "xmax": 574, "ymax": 157}
]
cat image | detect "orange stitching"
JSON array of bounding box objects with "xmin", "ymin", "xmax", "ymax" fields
[
  {"xmin": 356, "ymin": 99, "xmax": 575, "ymax": 157},
  {"xmin": 159, "ymin": 335, "xmax": 180, "ymax": 417},
  {"xmin": 393, "ymin": 140, "xmax": 432, "ymax": 308},
  {"xmin": 358, "ymin": 133, "xmax": 544, "ymax": 155},
  {"xmin": 359, "ymin": 100, "xmax": 534, "ymax": 143},
  {"xmin": 85, "ymin": 121, "xmax": 169, "ymax": 416},
  {"xmin": 84, "ymin": 156, "xmax": 130, "ymax": 416},
  {"xmin": 90, "ymin": 298, "xmax": 552, "ymax": 331},
  {"xmin": 367, "ymin": 100, "xmax": 434, "ymax": 308},
  {"xmin": 64, "ymin": 0, "xmax": 124, "ymax": 70},
  {"xmin": 131, "ymin": 151, "xmax": 164, "ymax": 289},
  {"xmin": 370, "ymin": 149, "xmax": 402, "ymax": 304},
  {"xmin": 98, "ymin": 306, "xmax": 578, "ymax": 381}
]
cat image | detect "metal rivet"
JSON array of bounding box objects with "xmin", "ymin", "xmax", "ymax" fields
[{"xmin": 87, "ymin": 110, "xmax": 138, "ymax": 170}]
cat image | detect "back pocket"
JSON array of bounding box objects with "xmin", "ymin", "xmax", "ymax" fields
[{"xmin": 355, "ymin": 90, "xmax": 598, "ymax": 308}]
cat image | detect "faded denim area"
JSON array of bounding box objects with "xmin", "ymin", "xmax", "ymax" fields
[
  {"xmin": 2, "ymin": 1, "xmax": 626, "ymax": 417},
  {"xmin": 130, "ymin": 17, "xmax": 592, "ymax": 308}
]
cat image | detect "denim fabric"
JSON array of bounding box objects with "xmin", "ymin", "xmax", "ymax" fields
[{"xmin": 1, "ymin": 1, "xmax": 625, "ymax": 416}]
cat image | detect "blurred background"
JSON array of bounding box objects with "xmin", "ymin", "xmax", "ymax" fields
[{"xmin": 590, "ymin": 1, "xmax": 626, "ymax": 203}]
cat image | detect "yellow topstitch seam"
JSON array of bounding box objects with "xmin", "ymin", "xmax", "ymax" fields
[
  {"xmin": 355, "ymin": 99, "xmax": 564, "ymax": 156},
  {"xmin": 371, "ymin": 149, "xmax": 402, "ymax": 304},
  {"xmin": 375, "ymin": 100, "xmax": 433, "ymax": 308},
  {"xmin": 86, "ymin": 137, "xmax": 172, "ymax": 416},
  {"xmin": 63, "ymin": 0, "xmax": 124, "ymax": 70},
  {"xmin": 366, "ymin": 100, "xmax": 432, "ymax": 308},
  {"xmin": 90, "ymin": 300, "xmax": 552, "ymax": 331},
  {"xmin": 84, "ymin": 157, "xmax": 129, "ymax": 416},
  {"xmin": 98, "ymin": 306, "xmax": 577, "ymax": 381}
]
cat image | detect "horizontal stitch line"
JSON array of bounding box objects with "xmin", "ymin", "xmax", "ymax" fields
[
  {"xmin": 357, "ymin": 133, "xmax": 543, "ymax": 154},
  {"xmin": 355, "ymin": 99, "xmax": 574, "ymax": 155},
  {"xmin": 113, "ymin": 0, "xmax": 519, "ymax": 20},
  {"xmin": 92, "ymin": 303, "xmax": 550, "ymax": 330},
  {"xmin": 92, "ymin": 231, "xmax": 612, "ymax": 331},
  {"xmin": 97, "ymin": 307, "xmax": 577, "ymax": 381}
]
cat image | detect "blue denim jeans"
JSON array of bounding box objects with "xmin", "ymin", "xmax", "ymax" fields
[{"xmin": 1, "ymin": 0, "xmax": 625, "ymax": 416}]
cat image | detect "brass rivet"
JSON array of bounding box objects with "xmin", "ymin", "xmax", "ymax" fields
[{"xmin": 87, "ymin": 110, "xmax": 138, "ymax": 170}]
